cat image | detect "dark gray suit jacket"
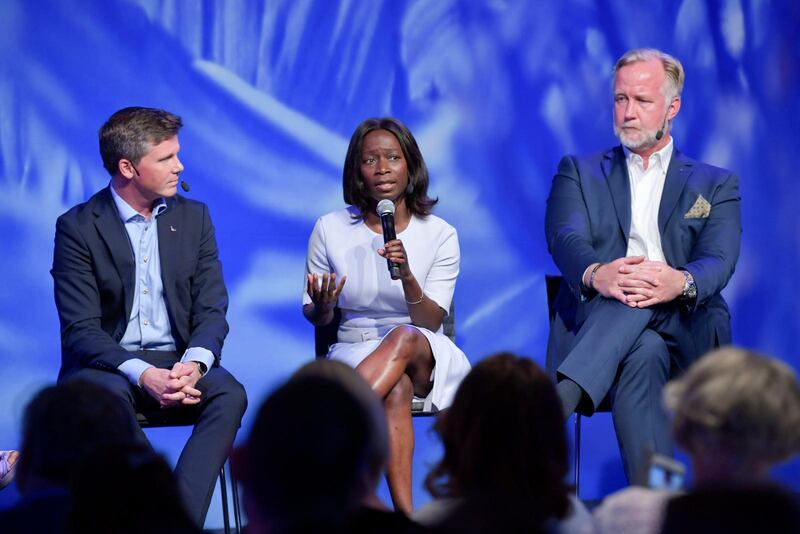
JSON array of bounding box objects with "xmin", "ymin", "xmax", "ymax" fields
[{"xmin": 52, "ymin": 187, "xmax": 229, "ymax": 380}]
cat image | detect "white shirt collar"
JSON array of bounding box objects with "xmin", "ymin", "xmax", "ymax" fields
[
  {"xmin": 623, "ymin": 138, "xmax": 674, "ymax": 174},
  {"xmin": 110, "ymin": 184, "xmax": 167, "ymax": 222}
]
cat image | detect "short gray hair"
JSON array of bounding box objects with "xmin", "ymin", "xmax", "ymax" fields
[
  {"xmin": 614, "ymin": 48, "xmax": 685, "ymax": 101},
  {"xmin": 664, "ymin": 347, "xmax": 800, "ymax": 466}
]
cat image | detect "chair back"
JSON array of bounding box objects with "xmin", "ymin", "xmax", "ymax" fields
[{"xmin": 545, "ymin": 274, "xmax": 563, "ymax": 322}]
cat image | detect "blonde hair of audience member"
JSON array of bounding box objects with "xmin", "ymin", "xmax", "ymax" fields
[{"xmin": 664, "ymin": 346, "xmax": 800, "ymax": 485}]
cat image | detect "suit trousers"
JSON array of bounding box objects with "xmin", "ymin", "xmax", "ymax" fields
[
  {"xmin": 556, "ymin": 298, "xmax": 695, "ymax": 483},
  {"xmin": 64, "ymin": 351, "xmax": 247, "ymax": 527}
]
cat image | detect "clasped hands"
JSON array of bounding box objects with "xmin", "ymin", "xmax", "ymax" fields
[
  {"xmin": 141, "ymin": 361, "xmax": 204, "ymax": 408},
  {"xmin": 589, "ymin": 256, "xmax": 685, "ymax": 308}
]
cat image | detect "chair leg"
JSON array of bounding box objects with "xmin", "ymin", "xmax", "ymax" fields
[
  {"xmin": 573, "ymin": 413, "xmax": 581, "ymax": 497},
  {"xmin": 231, "ymin": 464, "xmax": 242, "ymax": 534},
  {"xmin": 220, "ymin": 464, "xmax": 231, "ymax": 534}
]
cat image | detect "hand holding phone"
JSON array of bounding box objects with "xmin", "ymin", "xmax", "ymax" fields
[{"xmin": 646, "ymin": 453, "xmax": 686, "ymax": 490}]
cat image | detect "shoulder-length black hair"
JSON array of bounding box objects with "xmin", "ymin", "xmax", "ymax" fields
[{"xmin": 342, "ymin": 117, "xmax": 438, "ymax": 219}]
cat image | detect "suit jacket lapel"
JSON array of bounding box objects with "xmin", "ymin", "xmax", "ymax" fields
[
  {"xmin": 93, "ymin": 188, "xmax": 135, "ymax": 319},
  {"xmin": 602, "ymin": 146, "xmax": 631, "ymax": 242},
  {"xmin": 658, "ymin": 149, "xmax": 693, "ymax": 235}
]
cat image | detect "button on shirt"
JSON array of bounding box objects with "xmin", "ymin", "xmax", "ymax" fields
[
  {"xmin": 624, "ymin": 139, "xmax": 674, "ymax": 262},
  {"xmin": 111, "ymin": 187, "xmax": 214, "ymax": 385}
]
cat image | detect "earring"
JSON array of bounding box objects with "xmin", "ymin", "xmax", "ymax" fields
[{"xmin": 406, "ymin": 182, "xmax": 414, "ymax": 195}]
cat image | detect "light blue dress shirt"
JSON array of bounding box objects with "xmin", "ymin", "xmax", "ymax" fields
[{"xmin": 111, "ymin": 186, "xmax": 214, "ymax": 385}]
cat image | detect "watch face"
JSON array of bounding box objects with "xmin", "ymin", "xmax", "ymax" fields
[{"xmin": 682, "ymin": 271, "xmax": 697, "ymax": 300}]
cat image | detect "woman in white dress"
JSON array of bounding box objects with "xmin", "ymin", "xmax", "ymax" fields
[{"xmin": 303, "ymin": 117, "xmax": 471, "ymax": 514}]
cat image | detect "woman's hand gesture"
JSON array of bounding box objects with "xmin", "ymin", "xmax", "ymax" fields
[{"xmin": 306, "ymin": 272, "xmax": 347, "ymax": 312}]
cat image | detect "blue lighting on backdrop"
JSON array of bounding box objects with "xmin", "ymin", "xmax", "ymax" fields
[{"xmin": 1, "ymin": 0, "xmax": 798, "ymax": 528}]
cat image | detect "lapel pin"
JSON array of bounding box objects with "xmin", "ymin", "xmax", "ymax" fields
[{"xmin": 170, "ymin": 225, "xmax": 177, "ymax": 232}]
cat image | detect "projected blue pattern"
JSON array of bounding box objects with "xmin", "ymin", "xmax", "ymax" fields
[{"xmin": 1, "ymin": 0, "xmax": 798, "ymax": 526}]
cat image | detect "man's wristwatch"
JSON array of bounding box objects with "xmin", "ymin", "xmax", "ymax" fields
[
  {"xmin": 680, "ymin": 270, "xmax": 697, "ymax": 301},
  {"xmin": 193, "ymin": 361, "xmax": 208, "ymax": 376}
]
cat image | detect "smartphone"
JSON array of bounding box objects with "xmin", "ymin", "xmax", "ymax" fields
[{"xmin": 646, "ymin": 453, "xmax": 686, "ymax": 490}]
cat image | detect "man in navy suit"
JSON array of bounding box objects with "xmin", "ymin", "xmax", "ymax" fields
[
  {"xmin": 51, "ymin": 107, "xmax": 247, "ymax": 526},
  {"xmin": 545, "ymin": 49, "xmax": 741, "ymax": 483}
]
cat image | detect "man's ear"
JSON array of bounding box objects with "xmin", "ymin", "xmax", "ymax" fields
[
  {"xmin": 118, "ymin": 159, "xmax": 136, "ymax": 179},
  {"xmin": 667, "ymin": 96, "xmax": 681, "ymax": 121}
]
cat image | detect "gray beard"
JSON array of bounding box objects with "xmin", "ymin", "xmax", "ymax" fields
[{"xmin": 614, "ymin": 125, "xmax": 660, "ymax": 150}]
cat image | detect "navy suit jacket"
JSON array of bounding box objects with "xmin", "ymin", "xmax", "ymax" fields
[
  {"xmin": 52, "ymin": 187, "xmax": 229, "ymax": 380},
  {"xmin": 545, "ymin": 146, "xmax": 741, "ymax": 375}
]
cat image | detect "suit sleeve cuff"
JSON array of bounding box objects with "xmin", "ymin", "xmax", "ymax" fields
[
  {"xmin": 118, "ymin": 358, "xmax": 155, "ymax": 387},
  {"xmin": 181, "ymin": 347, "xmax": 215, "ymax": 375}
]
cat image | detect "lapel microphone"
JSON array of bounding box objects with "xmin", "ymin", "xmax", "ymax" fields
[
  {"xmin": 376, "ymin": 199, "xmax": 401, "ymax": 280},
  {"xmin": 655, "ymin": 109, "xmax": 671, "ymax": 141}
]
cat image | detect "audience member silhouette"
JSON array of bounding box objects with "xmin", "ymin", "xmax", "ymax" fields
[
  {"xmin": 0, "ymin": 381, "xmax": 143, "ymax": 533},
  {"xmin": 658, "ymin": 347, "xmax": 800, "ymax": 534},
  {"xmin": 235, "ymin": 359, "xmax": 428, "ymax": 533},
  {"xmin": 66, "ymin": 444, "xmax": 200, "ymax": 534},
  {"xmin": 415, "ymin": 352, "xmax": 593, "ymax": 533},
  {"xmin": 595, "ymin": 347, "xmax": 800, "ymax": 534}
]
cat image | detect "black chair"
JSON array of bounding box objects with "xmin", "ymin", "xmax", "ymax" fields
[
  {"xmin": 314, "ymin": 304, "xmax": 456, "ymax": 416},
  {"xmin": 136, "ymin": 409, "xmax": 242, "ymax": 534}
]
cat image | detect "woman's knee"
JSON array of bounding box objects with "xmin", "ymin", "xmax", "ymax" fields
[
  {"xmin": 386, "ymin": 325, "xmax": 421, "ymax": 349},
  {"xmin": 383, "ymin": 326, "xmax": 424, "ymax": 363},
  {"xmin": 392, "ymin": 326, "xmax": 434, "ymax": 364}
]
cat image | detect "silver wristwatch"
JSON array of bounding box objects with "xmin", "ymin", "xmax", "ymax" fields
[{"xmin": 681, "ymin": 270, "xmax": 697, "ymax": 301}]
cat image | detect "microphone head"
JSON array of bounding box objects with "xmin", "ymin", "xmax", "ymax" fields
[
  {"xmin": 180, "ymin": 180, "xmax": 190, "ymax": 192},
  {"xmin": 376, "ymin": 199, "xmax": 395, "ymax": 217},
  {"xmin": 655, "ymin": 111, "xmax": 670, "ymax": 141}
]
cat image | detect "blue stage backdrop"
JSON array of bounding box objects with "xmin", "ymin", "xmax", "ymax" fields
[{"xmin": 1, "ymin": 0, "xmax": 798, "ymax": 527}]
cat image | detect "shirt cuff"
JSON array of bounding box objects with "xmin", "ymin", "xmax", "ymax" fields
[
  {"xmin": 581, "ymin": 263, "xmax": 597, "ymax": 288},
  {"xmin": 181, "ymin": 347, "xmax": 215, "ymax": 375},
  {"xmin": 118, "ymin": 358, "xmax": 155, "ymax": 387}
]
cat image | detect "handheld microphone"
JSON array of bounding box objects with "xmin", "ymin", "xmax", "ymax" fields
[
  {"xmin": 376, "ymin": 199, "xmax": 401, "ymax": 280},
  {"xmin": 180, "ymin": 180, "xmax": 190, "ymax": 192}
]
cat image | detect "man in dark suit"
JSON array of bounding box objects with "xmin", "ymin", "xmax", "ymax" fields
[
  {"xmin": 545, "ymin": 49, "xmax": 741, "ymax": 483},
  {"xmin": 51, "ymin": 106, "xmax": 247, "ymax": 526}
]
